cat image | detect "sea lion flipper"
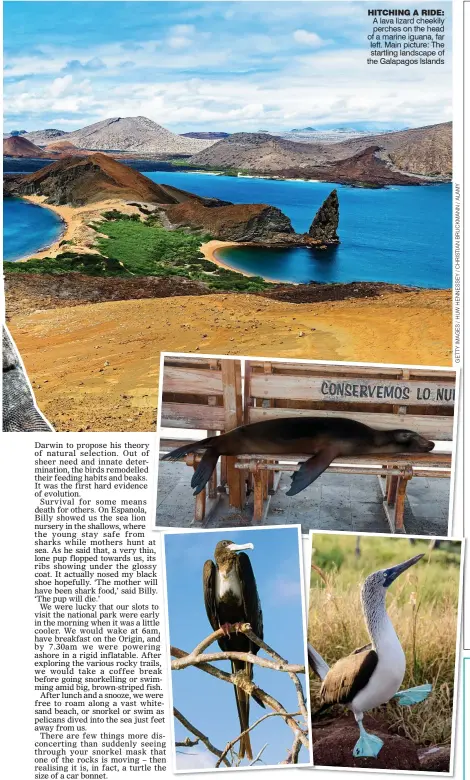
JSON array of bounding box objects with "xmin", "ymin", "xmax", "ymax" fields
[
  {"xmin": 286, "ymin": 446, "xmax": 339, "ymax": 496},
  {"xmin": 191, "ymin": 449, "xmax": 219, "ymax": 495}
]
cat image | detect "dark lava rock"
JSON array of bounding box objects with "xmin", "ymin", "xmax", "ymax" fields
[
  {"xmin": 418, "ymin": 745, "xmax": 451, "ymax": 772},
  {"xmin": 313, "ymin": 724, "xmax": 420, "ymax": 770},
  {"xmin": 3, "ymin": 272, "xmax": 218, "ymax": 319},
  {"xmin": 166, "ymin": 200, "xmax": 295, "ymax": 242},
  {"xmin": 309, "ymin": 189, "xmax": 339, "ymax": 244}
]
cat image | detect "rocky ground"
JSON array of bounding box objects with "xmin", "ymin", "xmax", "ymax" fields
[
  {"xmin": 311, "ymin": 712, "xmax": 450, "ymax": 772},
  {"xmin": 6, "ymin": 288, "xmax": 452, "ymax": 432}
]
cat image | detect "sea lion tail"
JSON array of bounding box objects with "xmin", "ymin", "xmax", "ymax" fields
[
  {"xmin": 160, "ymin": 436, "xmax": 216, "ymax": 462},
  {"xmin": 191, "ymin": 449, "xmax": 219, "ymax": 495}
]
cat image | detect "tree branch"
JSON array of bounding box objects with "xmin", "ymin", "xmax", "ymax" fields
[
  {"xmin": 172, "ymin": 648, "xmax": 304, "ymax": 673},
  {"xmin": 243, "ymin": 627, "xmax": 309, "ymax": 721},
  {"xmin": 215, "ymin": 711, "xmax": 302, "ymax": 768},
  {"xmin": 175, "ymin": 737, "xmax": 199, "ymax": 748},
  {"xmin": 171, "ymin": 626, "xmax": 310, "ymax": 751},
  {"xmin": 171, "ymin": 624, "xmax": 304, "ymax": 673},
  {"xmin": 282, "ymin": 732, "xmax": 303, "ymax": 765},
  {"xmin": 174, "ymin": 708, "xmax": 231, "ymax": 767}
]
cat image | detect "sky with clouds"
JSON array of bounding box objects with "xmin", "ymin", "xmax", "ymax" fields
[
  {"xmin": 4, "ymin": 1, "xmax": 452, "ymax": 133},
  {"xmin": 164, "ymin": 526, "xmax": 308, "ymax": 768}
]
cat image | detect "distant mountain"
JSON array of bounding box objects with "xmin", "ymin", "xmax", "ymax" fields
[
  {"xmin": 58, "ymin": 116, "xmax": 217, "ymax": 154},
  {"xmin": 325, "ymin": 122, "xmax": 452, "ymax": 177},
  {"xmin": 4, "ymin": 153, "xmax": 210, "ymax": 206},
  {"xmin": 181, "ymin": 132, "xmax": 229, "ymax": 140},
  {"xmin": 189, "ymin": 132, "xmax": 332, "ymax": 171},
  {"xmin": 281, "ymin": 128, "xmax": 375, "ymax": 145},
  {"xmin": 45, "ymin": 140, "xmax": 80, "ymax": 152},
  {"xmin": 190, "ymin": 122, "xmax": 452, "ymax": 179},
  {"xmin": 3, "ymin": 136, "xmax": 52, "ymax": 158},
  {"xmin": 24, "ymin": 128, "xmax": 68, "ymax": 145}
]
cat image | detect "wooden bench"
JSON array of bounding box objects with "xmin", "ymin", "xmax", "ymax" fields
[
  {"xmin": 159, "ymin": 356, "xmax": 455, "ymax": 532},
  {"xmin": 159, "ymin": 355, "xmax": 244, "ymax": 523},
  {"xmin": 239, "ymin": 361, "xmax": 455, "ymax": 531}
]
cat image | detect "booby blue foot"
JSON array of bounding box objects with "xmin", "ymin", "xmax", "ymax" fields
[
  {"xmin": 393, "ymin": 683, "xmax": 432, "ymax": 706},
  {"xmin": 353, "ymin": 723, "xmax": 384, "ymax": 758}
]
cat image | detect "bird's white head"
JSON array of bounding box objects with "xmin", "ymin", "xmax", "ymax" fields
[{"xmin": 214, "ymin": 540, "xmax": 254, "ymax": 564}]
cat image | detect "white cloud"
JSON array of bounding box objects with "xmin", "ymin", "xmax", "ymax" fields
[
  {"xmin": 49, "ymin": 74, "xmax": 73, "ymax": 97},
  {"xmin": 176, "ymin": 750, "xmax": 216, "ymax": 770},
  {"xmin": 167, "ymin": 36, "xmax": 192, "ymax": 50},
  {"xmin": 170, "ymin": 24, "xmax": 195, "ymax": 36},
  {"xmin": 293, "ymin": 29, "xmax": 330, "ymax": 48}
]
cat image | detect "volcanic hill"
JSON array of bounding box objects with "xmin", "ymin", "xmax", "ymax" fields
[
  {"xmin": 3, "ymin": 136, "xmax": 52, "ymax": 159},
  {"xmin": 189, "ymin": 122, "xmax": 452, "ymax": 180},
  {"xmin": 23, "ymin": 128, "xmax": 68, "ymax": 146},
  {"xmin": 3, "ymin": 153, "xmax": 209, "ymax": 206},
  {"xmin": 56, "ymin": 116, "xmax": 216, "ymax": 155}
]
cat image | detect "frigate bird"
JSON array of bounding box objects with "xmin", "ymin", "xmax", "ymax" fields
[
  {"xmin": 203, "ymin": 540, "xmax": 264, "ymax": 761},
  {"xmin": 308, "ymin": 554, "xmax": 432, "ymax": 758},
  {"xmin": 162, "ymin": 417, "xmax": 434, "ymax": 498}
]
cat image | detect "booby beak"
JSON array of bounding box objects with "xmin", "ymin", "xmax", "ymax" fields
[
  {"xmin": 383, "ymin": 553, "xmax": 424, "ymax": 588},
  {"xmin": 227, "ymin": 542, "xmax": 254, "ymax": 552}
]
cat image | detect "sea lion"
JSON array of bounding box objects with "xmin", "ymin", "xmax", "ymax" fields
[{"xmin": 161, "ymin": 417, "xmax": 434, "ymax": 497}]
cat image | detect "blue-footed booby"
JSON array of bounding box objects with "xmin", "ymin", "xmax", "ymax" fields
[
  {"xmin": 309, "ymin": 553, "xmax": 432, "ymax": 758},
  {"xmin": 203, "ymin": 540, "xmax": 264, "ymax": 761}
]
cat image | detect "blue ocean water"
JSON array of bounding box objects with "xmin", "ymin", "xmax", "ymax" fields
[
  {"xmin": 146, "ymin": 172, "xmax": 452, "ymax": 287},
  {"xmin": 3, "ymin": 197, "xmax": 64, "ymax": 262}
]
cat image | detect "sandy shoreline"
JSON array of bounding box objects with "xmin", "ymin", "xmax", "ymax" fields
[
  {"xmin": 200, "ymin": 239, "xmax": 289, "ymax": 284},
  {"xmin": 13, "ymin": 195, "xmax": 144, "ymax": 262}
]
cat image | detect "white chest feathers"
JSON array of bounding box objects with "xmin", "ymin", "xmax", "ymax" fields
[
  {"xmin": 352, "ymin": 621, "xmax": 406, "ymax": 714},
  {"xmin": 216, "ymin": 567, "xmax": 242, "ymax": 603}
]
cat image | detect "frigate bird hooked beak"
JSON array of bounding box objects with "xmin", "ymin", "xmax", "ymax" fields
[
  {"xmin": 309, "ymin": 553, "xmax": 432, "ymax": 759},
  {"xmin": 203, "ymin": 540, "xmax": 264, "ymax": 761}
]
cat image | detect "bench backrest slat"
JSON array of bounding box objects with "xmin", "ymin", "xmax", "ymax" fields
[
  {"xmin": 249, "ymin": 407, "xmax": 454, "ymax": 441},
  {"xmin": 246, "ymin": 361, "xmax": 456, "ymax": 444},
  {"xmin": 249, "ymin": 374, "xmax": 455, "ymax": 406},
  {"xmin": 161, "ymin": 358, "xmax": 243, "ymax": 433}
]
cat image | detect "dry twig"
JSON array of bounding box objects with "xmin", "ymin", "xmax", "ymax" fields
[
  {"xmin": 174, "ymin": 708, "xmax": 231, "ymax": 767},
  {"xmin": 171, "ymin": 624, "xmax": 310, "ymax": 765}
]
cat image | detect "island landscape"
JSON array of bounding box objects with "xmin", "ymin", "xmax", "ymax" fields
[{"xmin": 3, "ymin": 2, "xmax": 453, "ymax": 431}]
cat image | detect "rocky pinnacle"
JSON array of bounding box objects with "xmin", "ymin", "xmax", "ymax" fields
[{"xmin": 309, "ymin": 189, "xmax": 340, "ymax": 244}]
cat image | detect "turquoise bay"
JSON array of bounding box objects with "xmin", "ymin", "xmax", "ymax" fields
[
  {"xmin": 146, "ymin": 172, "xmax": 452, "ymax": 288},
  {"xmin": 3, "ymin": 197, "xmax": 64, "ymax": 262}
]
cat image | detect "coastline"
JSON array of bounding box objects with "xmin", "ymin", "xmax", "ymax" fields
[
  {"xmin": 200, "ymin": 239, "xmax": 291, "ymax": 284},
  {"xmin": 5, "ymin": 196, "xmax": 67, "ymax": 263},
  {"xmin": 10, "ymin": 195, "xmax": 144, "ymax": 262}
]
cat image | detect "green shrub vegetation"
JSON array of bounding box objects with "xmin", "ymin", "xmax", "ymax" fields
[{"xmin": 4, "ymin": 214, "xmax": 272, "ymax": 292}]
